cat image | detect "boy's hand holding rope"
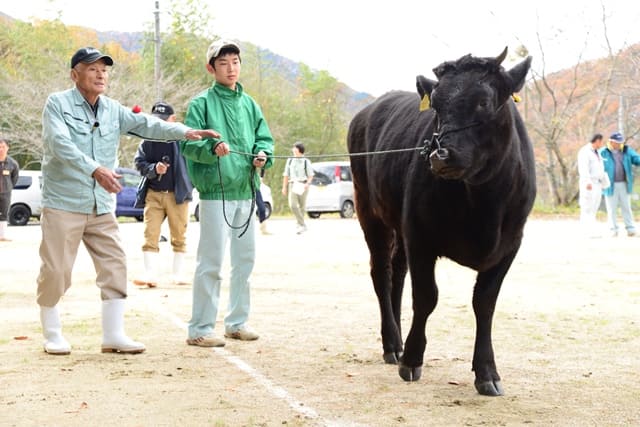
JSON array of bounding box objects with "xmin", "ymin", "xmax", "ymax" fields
[{"xmin": 212, "ymin": 141, "xmax": 267, "ymax": 237}]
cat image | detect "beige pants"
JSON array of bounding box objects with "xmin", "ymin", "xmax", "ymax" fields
[
  {"xmin": 142, "ymin": 190, "xmax": 189, "ymax": 253},
  {"xmin": 288, "ymin": 183, "xmax": 309, "ymax": 227},
  {"xmin": 36, "ymin": 207, "xmax": 127, "ymax": 307}
]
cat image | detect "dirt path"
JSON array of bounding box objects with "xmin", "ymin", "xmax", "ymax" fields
[{"xmin": 1, "ymin": 217, "xmax": 638, "ymax": 426}]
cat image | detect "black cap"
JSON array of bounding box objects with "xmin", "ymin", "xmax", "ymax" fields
[
  {"xmin": 70, "ymin": 47, "xmax": 114, "ymax": 69},
  {"xmin": 151, "ymin": 102, "xmax": 175, "ymax": 120}
]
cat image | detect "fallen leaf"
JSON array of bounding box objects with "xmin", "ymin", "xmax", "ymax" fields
[
  {"xmin": 13, "ymin": 336, "xmax": 28, "ymax": 340},
  {"xmin": 64, "ymin": 402, "xmax": 88, "ymax": 413}
]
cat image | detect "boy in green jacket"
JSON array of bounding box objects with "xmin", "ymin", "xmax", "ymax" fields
[{"xmin": 180, "ymin": 39, "xmax": 274, "ymax": 347}]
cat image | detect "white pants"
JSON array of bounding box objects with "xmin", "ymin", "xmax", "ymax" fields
[
  {"xmin": 188, "ymin": 199, "xmax": 256, "ymax": 339},
  {"xmin": 579, "ymin": 184, "xmax": 603, "ymax": 235}
]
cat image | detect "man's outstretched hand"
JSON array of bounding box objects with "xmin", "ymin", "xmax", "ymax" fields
[{"xmin": 185, "ymin": 129, "xmax": 221, "ymax": 140}]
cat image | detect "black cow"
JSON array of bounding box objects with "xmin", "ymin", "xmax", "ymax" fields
[{"xmin": 347, "ymin": 48, "xmax": 536, "ymax": 396}]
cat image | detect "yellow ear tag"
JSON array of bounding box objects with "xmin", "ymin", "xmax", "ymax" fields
[
  {"xmin": 419, "ymin": 94, "xmax": 431, "ymax": 111},
  {"xmin": 512, "ymin": 94, "xmax": 521, "ymax": 103}
]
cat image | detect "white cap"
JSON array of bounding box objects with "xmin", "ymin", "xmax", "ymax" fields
[{"xmin": 206, "ymin": 39, "xmax": 240, "ymax": 63}]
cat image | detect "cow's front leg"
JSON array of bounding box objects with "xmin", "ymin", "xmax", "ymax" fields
[
  {"xmin": 398, "ymin": 255, "xmax": 437, "ymax": 382},
  {"xmin": 472, "ymin": 249, "xmax": 518, "ymax": 396}
]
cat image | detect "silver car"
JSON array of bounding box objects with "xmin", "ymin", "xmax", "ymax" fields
[
  {"xmin": 9, "ymin": 170, "xmax": 43, "ymax": 226},
  {"xmin": 305, "ymin": 161, "xmax": 355, "ymax": 219}
]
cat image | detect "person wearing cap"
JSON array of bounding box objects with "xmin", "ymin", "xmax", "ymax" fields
[
  {"xmin": 37, "ymin": 46, "xmax": 220, "ymax": 356},
  {"xmin": 282, "ymin": 142, "xmax": 314, "ymax": 234},
  {"xmin": 0, "ymin": 137, "xmax": 20, "ymax": 241},
  {"xmin": 600, "ymin": 131, "xmax": 640, "ymax": 237},
  {"xmin": 133, "ymin": 102, "xmax": 194, "ymax": 287},
  {"xmin": 180, "ymin": 39, "xmax": 274, "ymax": 347},
  {"xmin": 577, "ymin": 133, "xmax": 608, "ymax": 237}
]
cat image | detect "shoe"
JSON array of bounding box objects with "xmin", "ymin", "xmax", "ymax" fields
[
  {"xmin": 186, "ymin": 334, "xmax": 225, "ymax": 347},
  {"xmin": 628, "ymin": 231, "xmax": 637, "ymax": 237},
  {"xmin": 225, "ymin": 326, "xmax": 259, "ymax": 341},
  {"xmin": 40, "ymin": 306, "xmax": 71, "ymax": 355},
  {"xmin": 171, "ymin": 253, "xmax": 190, "ymax": 285},
  {"xmin": 610, "ymin": 230, "xmax": 618, "ymax": 237},
  {"xmin": 101, "ymin": 299, "xmax": 146, "ymax": 354}
]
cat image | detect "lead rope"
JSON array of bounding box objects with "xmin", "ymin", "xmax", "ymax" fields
[
  {"xmin": 228, "ymin": 146, "xmax": 423, "ymax": 160},
  {"xmin": 214, "ymin": 145, "xmax": 428, "ymax": 235},
  {"xmin": 215, "ymin": 156, "xmax": 256, "ymax": 238}
]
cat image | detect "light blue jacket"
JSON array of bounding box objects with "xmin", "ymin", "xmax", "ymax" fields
[
  {"xmin": 41, "ymin": 87, "xmax": 190, "ymax": 214},
  {"xmin": 600, "ymin": 145, "xmax": 640, "ymax": 197}
]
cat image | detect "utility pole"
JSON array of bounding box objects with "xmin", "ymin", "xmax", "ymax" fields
[
  {"xmin": 154, "ymin": 1, "xmax": 162, "ymax": 101},
  {"xmin": 618, "ymin": 95, "xmax": 625, "ymax": 135}
]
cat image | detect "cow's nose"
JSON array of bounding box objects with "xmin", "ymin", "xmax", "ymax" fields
[
  {"xmin": 429, "ymin": 148, "xmax": 449, "ymax": 173},
  {"xmin": 433, "ymin": 148, "xmax": 449, "ymax": 160}
]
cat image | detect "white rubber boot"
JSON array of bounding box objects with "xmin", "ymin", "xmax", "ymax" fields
[
  {"xmin": 0, "ymin": 221, "xmax": 10, "ymax": 241},
  {"xmin": 40, "ymin": 305, "xmax": 71, "ymax": 355},
  {"xmin": 132, "ymin": 251, "xmax": 158, "ymax": 287},
  {"xmin": 171, "ymin": 252, "xmax": 190, "ymax": 285},
  {"xmin": 101, "ymin": 299, "xmax": 146, "ymax": 354}
]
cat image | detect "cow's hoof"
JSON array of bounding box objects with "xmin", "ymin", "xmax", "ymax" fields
[
  {"xmin": 383, "ymin": 351, "xmax": 402, "ymax": 364},
  {"xmin": 398, "ymin": 364, "xmax": 422, "ymax": 381},
  {"xmin": 475, "ymin": 380, "xmax": 504, "ymax": 396}
]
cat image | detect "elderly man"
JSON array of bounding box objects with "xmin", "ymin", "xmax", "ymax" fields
[
  {"xmin": 600, "ymin": 131, "xmax": 640, "ymax": 237},
  {"xmin": 38, "ymin": 47, "xmax": 219, "ymax": 355}
]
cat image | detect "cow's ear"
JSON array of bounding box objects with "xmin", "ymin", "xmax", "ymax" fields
[
  {"xmin": 508, "ymin": 56, "xmax": 532, "ymax": 92},
  {"xmin": 416, "ymin": 76, "xmax": 437, "ymax": 111},
  {"xmin": 416, "ymin": 75, "xmax": 436, "ymax": 98}
]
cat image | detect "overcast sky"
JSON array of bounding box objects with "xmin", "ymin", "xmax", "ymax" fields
[{"xmin": 3, "ymin": 0, "xmax": 640, "ymax": 96}]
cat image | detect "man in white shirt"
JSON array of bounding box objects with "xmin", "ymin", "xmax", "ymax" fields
[
  {"xmin": 577, "ymin": 133, "xmax": 607, "ymax": 237},
  {"xmin": 282, "ymin": 142, "xmax": 314, "ymax": 234}
]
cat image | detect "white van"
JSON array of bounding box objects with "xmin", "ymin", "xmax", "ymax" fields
[
  {"xmin": 10, "ymin": 170, "xmax": 43, "ymax": 225},
  {"xmin": 305, "ymin": 161, "xmax": 355, "ymax": 219}
]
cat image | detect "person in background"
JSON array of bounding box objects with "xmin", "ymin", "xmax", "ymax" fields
[
  {"xmin": 282, "ymin": 142, "xmax": 314, "ymax": 234},
  {"xmin": 600, "ymin": 131, "xmax": 640, "ymax": 237},
  {"xmin": 180, "ymin": 39, "xmax": 274, "ymax": 348},
  {"xmin": 256, "ymin": 173, "xmax": 271, "ymax": 235},
  {"xmin": 133, "ymin": 101, "xmax": 194, "ymax": 287},
  {"xmin": 0, "ymin": 137, "xmax": 20, "ymax": 241},
  {"xmin": 38, "ymin": 46, "xmax": 219, "ymax": 356},
  {"xmin": 577, "ymin": 133, "xmax": 608, "ymax": 237}
]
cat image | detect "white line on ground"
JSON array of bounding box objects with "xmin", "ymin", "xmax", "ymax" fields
[{"xmin": 144, "ymin": 303, "xmax": 331, "ymax": 424}]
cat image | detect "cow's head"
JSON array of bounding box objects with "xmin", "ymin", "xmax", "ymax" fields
[{"xmin": 416, "ymin": 47, "xmax": 532, "ymax": 184}]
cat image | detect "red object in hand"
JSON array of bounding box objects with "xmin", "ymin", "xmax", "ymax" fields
[{"xmin": 132, "ymin": 105, "xmax": 142, "ymax": 113}]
